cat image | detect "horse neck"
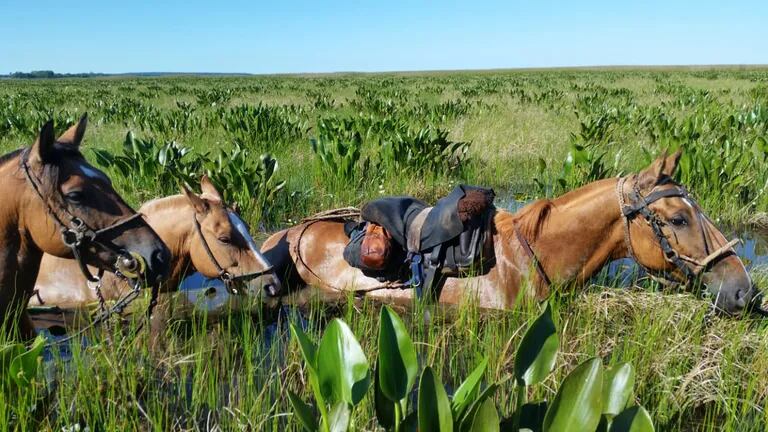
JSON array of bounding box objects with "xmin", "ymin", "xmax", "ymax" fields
[
  {"xmin": 504, "ymin": 177, "xmax": 628, "ymax": 284},
  {"xmin": 140, "ymin": 195, "xmax": 195, "ymax": 288},
  {"xmin": 0, "ymin": 153, "xmax": 42, "ymax": 324}
]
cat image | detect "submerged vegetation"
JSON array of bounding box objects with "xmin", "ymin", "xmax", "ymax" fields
[{"xmin": 1, "ymin": 68, "xmax": 768, "ymax": 430}]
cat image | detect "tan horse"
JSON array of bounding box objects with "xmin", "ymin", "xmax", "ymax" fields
[
  {"xmin": 262, "ymin": 151, "xmax": 757, "ymax": 315},
  {"xmin": 0, "ymin": 116, "xmax": 170, "ymax": 340},
  {"xmin": 31, "ymin": 176, "xmax": 280, "ymax": 309}
]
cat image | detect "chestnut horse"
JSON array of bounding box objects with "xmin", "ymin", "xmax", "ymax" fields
[
  {"xmin": 262, "ymin": 151, "xmax": 757, "ymax": 315},
  {"xmin": 0, "ymin": 116, "xmax": 170, "ymax": 340},
  {"xmin": 31, "ymin": 176, "xmax": 280, "ymax": 308}
]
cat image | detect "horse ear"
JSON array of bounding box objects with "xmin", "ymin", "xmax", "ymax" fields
[
  {"xmin": 636, "ymin": 149, "xmax": 672, "ymax": 190},
  {"xmin": 199, "ymin": 175, "xmax": 223, "ymax": 204},
  {"xmin": 181, "ymin": 183, "xmax": 209, "ymax": 214},
  {"xmin": 56, "ymin": 113, "xmax": 88, "ymax": 148},
  {"xmin": 30, "ymin": 120, "xmax": 56, "ymax": 165},
  {"xmin": 661, "ymin": 149, "xmax": 682, "ymax": 177}
]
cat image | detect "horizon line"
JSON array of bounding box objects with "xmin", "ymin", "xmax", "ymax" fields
[{"xmin": 5, "ymin": 63, "xmax": 768, "ymax": 78}]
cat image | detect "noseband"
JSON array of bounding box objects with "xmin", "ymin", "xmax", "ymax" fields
[
  {"xmin": 21, "ymin": 150, "xmax": 145, "ymax": 283},
  {"xmin": 192, "ymin": 211, "xmax": 273, "ymax": 294},
  {"xmin": 616, "ymin": 175, "xmax": 740, "ymax": 287}
]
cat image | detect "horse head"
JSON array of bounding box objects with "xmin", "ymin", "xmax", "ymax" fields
[
  {"xmin": 182, "ymin": 176, "xmax": 281, "ymax": 297},
  {"xmin": 620, "ymin": 150, "xmax": 758, "ymax": 315},
  {"xmin": 22, "ymin": 115, "xmax": 170, "ymax": 287}
]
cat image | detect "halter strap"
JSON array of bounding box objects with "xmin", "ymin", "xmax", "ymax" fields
[
  {"xmin": 192, "ymin": 213, "xmax": 274, "ymax": 293},
  {"xmin": 616, "ymin": 175, "xmax": 740, "ymax": 286},
  {"xmin": 512, "ymin": 223, "xmax": 552, "ymax": 288}
]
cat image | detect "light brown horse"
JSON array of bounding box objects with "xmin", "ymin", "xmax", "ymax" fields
[
  {"xmin": 0, "ymin": 116, "xmax": 170, "ymax": 340},
  {"xmin": 262, "ymin": 151, "xmax": 757, "ymax": 314},
  {"xmin": 31, "ymin": 176, "xmax": 280, "ymax": 309}
]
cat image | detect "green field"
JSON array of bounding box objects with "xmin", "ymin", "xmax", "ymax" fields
[{"xmin": 1, "ymin": 68, "xmax": 768, "ymax": 430}]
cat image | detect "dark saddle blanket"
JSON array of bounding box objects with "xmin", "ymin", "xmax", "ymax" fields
[{"xmin": 343, "ymin": 185, "xmax": 496, "ymax": 283}]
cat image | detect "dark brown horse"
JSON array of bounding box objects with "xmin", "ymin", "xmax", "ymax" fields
[
  {"xmin": 31, "ymin": 176, "xmax": 279, "ymax": 308},
  {"xmin": 262, "ymin": 151, "xmax": 757, "ymax": 315},
  {"xmin": 0, "ymin": 116, "xmax": 170, "ymax": 339}
]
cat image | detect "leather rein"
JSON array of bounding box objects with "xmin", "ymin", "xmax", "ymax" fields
[
  {"xmin": 192, "ymin": 211, "xmax": 274, "ymax": 294},
  {"xmin": 514, "ymin": 175, "xmax": 739, "ymax": 290}
]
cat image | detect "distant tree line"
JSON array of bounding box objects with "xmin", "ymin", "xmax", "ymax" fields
[{"xmin": 7, "ymin": 70, "xmax": 108, "ymax": 79}]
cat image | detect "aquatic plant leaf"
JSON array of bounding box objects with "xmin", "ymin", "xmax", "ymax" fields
[
  {"xmin": 287, "ymin": 390, "xmax": 318, "ymax": 432},
  {"xmin": 9, "ymin": 335, "xmax": 45, "ymax": 387},
  {"xmin": 543, "ymin": 357, "xmax": 603, "ymax": 432},
  {"xmin": 602, "ymin": 363, "xmax": 635, "ymax": 417},
  {"xmin": 418, "ymin": 366, "xmax": 453, "ymax": 432},
  {"xmin": 290, "ymin": 322, "xmax": 317, "ymax": 371},
  {"xmin": 317, "ymin": 319, "xmax": 370, "ymax": 406},
  {"xmin": 328, "ymin": 402, "xmax": 351, "ymax": 432},
  {"xmin": 609, "ymin": 406, "xmax": 655, "ymax": 432},
  {"xmin": 466, "ymin": 398, "xmax": 499, "ymax": 432},
  {"xmin": 451, "ymin": 357, "xmax": 487, "ymax": 420},
  {"xmin": 374, "ymin": 361, "xmax": 395, "ymax": 429},
  {"xmin": 514, "ymin": 302, "xmax": 559, "ymax": 386},
  {"xmin": 378, "ymin": 306, "xmax": 418, "ymax": 402}
]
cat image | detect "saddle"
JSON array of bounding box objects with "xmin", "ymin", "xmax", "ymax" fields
[{"xmin": 343, "ymin": 185, "xmax": 496, "ymax": 299}]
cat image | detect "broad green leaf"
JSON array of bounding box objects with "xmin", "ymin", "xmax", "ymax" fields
[
  {"xmin": 602, "ymin": 363, "xmax": 635, "ymax": 417},
  {"xmin": 378, "ymin": 306, "xmax": 418, "ymax": 402},
  {"xmin": 328, "ymin": 402, "xmax": 351, "ymax": 432},
  {"xmin": 290, "ymin": 322, "xmax": 317, "ymax": 371},
  {"xmin": 514, "ymin": 401, "xmax": 548, "ymax": 432},
  {"xmin": 543, "ymin": 357, "xmax": 604, "ymax": 432},
  {"xmin": 317, "ymin": 319, "xmax": 370, "ymax": 406},
  {"xmin": 467, "ymin": 398, "xmax": 499, "ymax": 432},
  {"xmin": 402, "ymin": 412, "xmax": 419, "ymax": 432},
  {"xmin": 459, "ymin": 384, "xmax": 498, "ymax": 430},
  {"xmin": 287, "ymin": 390, "xmax": 318, "ymax": 432},
  {"xmin": 418, "ymin": 366, "xmax": 453, "ymax": 432},
  {"xmin": 451, "ymin": 357, "xmax": 487, "ymax": 419},
  {"xmin": 609, "ymin": 406, "xmax": 655, "ymax": 432},
  {"xmin": 374, "ymin": 361, "xmax": 395, "ymax": 429},
  {"xmin": 9, "ymin": 335, "xmax": 46, "ymax": 386},
  {"xmin": 514, "ymin": 302, "xmax": 559, "ymax": 386}
]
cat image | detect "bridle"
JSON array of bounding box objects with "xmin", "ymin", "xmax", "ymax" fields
[
  {"xmin": 22, "ymin": 148, "xmax": 159, "ymax": 344},
  {"xmin": 192, "ymin": 210, "xmax": 274, "ymax": 294},
  {"xmin": 616, "ymin": 175, "xmax": 740, "ymax": 289},
  {"xmin": 513, "ymin": 174, "xmax": 740, "ymax": 292},
  {"xmin": 21, "ymin": 149, "xmax": 146, "ymax": 283}
]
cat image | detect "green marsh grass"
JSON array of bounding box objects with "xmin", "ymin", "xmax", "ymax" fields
[{"xmin": 1, "ymin": 68, "xmax": 768, "ymax": 430}]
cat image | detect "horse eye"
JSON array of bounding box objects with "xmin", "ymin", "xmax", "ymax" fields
[
  {"xmin": 218, "ymin": 236, "xmax": 232, "ymax": 245},
  {"xmin": 670, "ymin": 216, "xmax": 688, "ymax": 227},
  {"xmin": 65, "ymin": 191, "xmax": 84, "ymax": 204}
]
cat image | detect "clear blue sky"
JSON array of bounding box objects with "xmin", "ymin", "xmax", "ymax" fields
[{"xmin": 1, "ymin": 0, "xmax": 766, "ymax": 74}]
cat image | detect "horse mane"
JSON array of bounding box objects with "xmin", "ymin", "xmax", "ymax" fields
[
  {"xmin": 0, "ymin": 149, "xmax": 23, "ymax": 168},
  {"xmin": 139, "ymin": 194, "xmax": 186, "ymax": 214},
  {"xmin": 495, "ymin": 199, "xmax": 553, "ymax": 242}
]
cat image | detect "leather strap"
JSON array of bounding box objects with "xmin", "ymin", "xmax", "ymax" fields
[
  {"xmin": 513, "ymin": 224, "xmax": 552, "ymax": 287},
  {"xmin": 407, "ymin": 207, "xmax": 432, "ymax": 253}
]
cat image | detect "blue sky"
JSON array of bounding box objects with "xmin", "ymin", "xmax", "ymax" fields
[{"xmin": 1, "ymin": 1, "xmax": 766, "ymax": 74}]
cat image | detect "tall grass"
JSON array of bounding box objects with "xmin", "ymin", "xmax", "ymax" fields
[{"xmin": 1, "ymin": 69, "xmax": 768, "ymax": 430}]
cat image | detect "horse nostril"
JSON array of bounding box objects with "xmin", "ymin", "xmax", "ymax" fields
[
  {"xmin": 150, "ymin": 248, "xmax": 171, "ymax": 281},
  {"xmin": 263, "ymin": 283, "xmax": 279, "ymax": 297}
]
